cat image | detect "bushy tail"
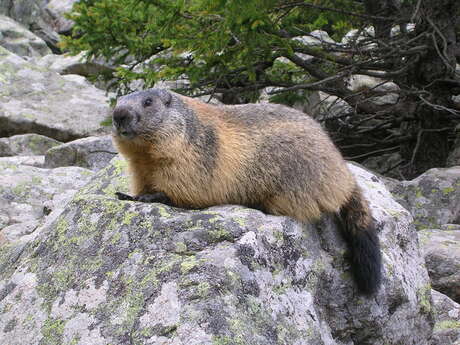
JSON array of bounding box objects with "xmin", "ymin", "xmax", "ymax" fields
[{"xmin": 339, "ymin": 186, "xmax": 382, "ymax": 295}]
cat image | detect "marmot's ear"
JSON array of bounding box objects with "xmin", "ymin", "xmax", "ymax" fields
[{"xmin": 158, "ymin": 90, "xmax": 172, "ymax": 107}]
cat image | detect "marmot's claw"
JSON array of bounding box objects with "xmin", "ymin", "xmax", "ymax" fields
[{"xmin": 116, "ymin": 192, "xmax": 135, "ymax": 201}]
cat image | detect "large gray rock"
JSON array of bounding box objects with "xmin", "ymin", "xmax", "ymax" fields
[
  {"xmin": 0, "ymin": 0, "xmax": 60, "ymax": 52},
  {"xmin": 45, "ymin": 0, "xmax": 79, "ymax": 34},
  {"xmin": 389, "ymin": 167, "xmax": 460, "ymax": 229},
  {"xmin": 0, "ymin": 15, "xmax": 51, "ymax": 57},
  {"xmin": 0, "ymin": 155, "xmax": 45, "ymax": 168},
  {"xmin": 45, "ymin": 135, "xmax": 117, "ymax": 171},
  {"xmin": 0, "ymin": 160, "xmax": 434, "ymax": 345},
  {"xmin": 419, "ymin": 229, "xmax": 460, "ymax": 303},
  {"xmin": 0, "ymin": 160, "xmax": 93, "ymax": 233},
  {"xmin": 0, "ymin": 46, "xmax": 110, "ymax": 141},
  {"xmin": 0, "ymin": 133, "xmax": 61, "ymax": 156},
  {"xmin": 306, "ymin": 91, "xmax": 352, "ymax": 121},
  {"xmin": 33, "ymin": 52, "xmax": 115, "ymax": 78},
  {"xmin": 431, "ymin": 290, "xmax": 460, "ymax": 345},
  {"xmin": 346, "ymin": 74, "xmax": 399, "ymax": 105}
]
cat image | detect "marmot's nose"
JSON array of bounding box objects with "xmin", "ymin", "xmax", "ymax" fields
[{"xmin": 113, "ymin": 106, "xmax": 137, "ymax": 128}]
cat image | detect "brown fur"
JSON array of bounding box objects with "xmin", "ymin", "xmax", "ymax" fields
[
  {"xmin": 112, "ymin": 88, "xmax": 381, "ymax": 294},
  {"xmin": 114, "ymin": 95, "xmax": 357, "ymax": 222}
]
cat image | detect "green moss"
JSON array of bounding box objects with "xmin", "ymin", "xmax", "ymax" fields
[
  {"xmin": 417, "ymin": 284, "xmax": 432, "ymax": 314},
  {"xmin": 180, "ymin": 256, "xmax": 200, "ymax": 274},
  {"xmin": 273, "ymin": 230, "xmax": 284, "ymax": 243},
  {"xmin": 11, "ymin": 182, "xmax": 29, "ymax": 198},
  {"xmin": 31, "ymin": 176, "xmax": 43, "ymax": 184},
  {"xmin": 387, "ymin": 209, "xmax": 402, "ymax": 218},
  {"xmin": 1, "ymin": 303, "xmax": 13, "ymax": 314},
  {"xmin": 53, "ymin": 266, "xmax": 74, "ymax": 290},
  {"xmin": 415, "ymin": 189, "xmax": 423, "ymax": 198},
  {"xmin": 233, "ymin": 217, "xmax": 246, "ymax": 227},
  {"xmin": 434, "ymin": 320, "xmax": 460, "ymax": 331},
  {"xmin": 209, "ymin": 228, "xmax": 233, "ymax": 242},
  {"xmin": 196, "ymin": 282, "xmax": 210, "ymax": 297},
  {"xmin": 140, "ymin": 271, "xmax": 159, "ymax": 288},
  {"xmin": 174, "ymin": 242, "xmax": 187, "ymax": 253},
  {"xmin": 69, "ymin": 335, "xmax": 81, "ymax": 345},
  {"xmin": 156, "ymin": 205, "xmax": 172, "ymax": 218},
  {"xmin": 22, "ymin": 313, "xmax": 35, "ymax": 329},
  {"xmin": 112, "ymin": 158, "xmax": 128, "ymax": 175},
  {"xmin": 122, "ymin": 211, "xmax": 138, "ymax": 225},
  {"xmin": 126, "ymin": 292, "xmax": 144, "ymax": 329},
  {"xmin": 41, "ymin": 318, "xmax": 65, "ymax": 345},
  {"xmin": 442, "ymin": 187, "xmax": 455, "ymax": 195}
]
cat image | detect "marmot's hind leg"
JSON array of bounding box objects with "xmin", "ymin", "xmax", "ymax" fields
[{"xmin": 262, "ymin": 195, "xmax": 322, "ymax": 222}]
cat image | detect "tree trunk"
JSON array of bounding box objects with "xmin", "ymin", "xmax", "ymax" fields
[{"xmin": 399, "ymin": 0, "xmax": 458, "ymax": 178}]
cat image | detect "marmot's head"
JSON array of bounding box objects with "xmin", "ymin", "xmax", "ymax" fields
[{"xmin": 112, "ymin": 88, "xmax": 186, "ymax": 142}]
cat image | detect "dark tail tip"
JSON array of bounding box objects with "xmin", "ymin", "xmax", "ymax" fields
[
  {"xmin": 339, "ymin": 186, "xmax": 382, "ymax": 295},
  {"xmin": 349, "ymin": 225, "xmax": 382, "ymax": 295}
]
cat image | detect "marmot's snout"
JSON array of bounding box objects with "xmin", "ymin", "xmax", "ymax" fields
[{"xmin": 113, "ymin": 105, "xmax": 140, "ymax": 138}]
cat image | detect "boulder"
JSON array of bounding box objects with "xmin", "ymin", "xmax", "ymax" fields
[
  {"xmin": 0, "ymin": 133, "xmax": 61, "ymax": 156},
  {"xmin": 419, "ymin": 229, "xmax": 460, "ymax": 303},
  {"xmin": 33, "ymin": 52, "xmax": 115, "ymax": 79},
  {"xmin": 0, "ymin": 160, "xmax": 435, "ymax": 345},
  {"xmin": 346, "ymin": 74, "xmax": 399, "ymax": 105},
  {"xmin": 0, "ymin": 15, "xmax": 51, "ymax": 57},
  {"xmin": 0, "ymin": 156, "xmax": 45, "ymax": 168},
  {"xmin": 0, "ymin": 160, "xmax": 93, "ymax": 232},
  {"xmin": 388, "ymin": 167, "xmax": 460, "ymax": 229},
  {"xmin": 0, "ymin": 46, "xmax": 110, "ymax": 141},
  {"xmin": 45, "ymin": 0, "xmax": 79, "ymax": 34},
  {"xmin": 306, "ymin": 91, "xmax": 352, "ymax": 121},
  {"xmin": 0, "ymin": 0, "xmax": 60, "ymax": 52},
  {"xmin": 431, "ymin": 290, "xmax": 460, "ymax": 345},
  {"xmin": 45, "ymin": 135, "xmax": 117, "ymax": 171}
]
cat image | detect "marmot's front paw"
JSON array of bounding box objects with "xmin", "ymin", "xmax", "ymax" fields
[
  {"xmin": 115, "ymin": 192, "xmax": 135, "ymax": 201},
  {"xmin": 134, "ymin": 192, "xmax": 173, "ymax": 205}
]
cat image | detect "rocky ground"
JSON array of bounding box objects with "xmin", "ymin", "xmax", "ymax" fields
[{"xmin": 0, "ymin": 3, "xmax": 459, "ymax": 345}]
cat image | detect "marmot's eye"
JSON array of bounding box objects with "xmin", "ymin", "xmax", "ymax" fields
[{"xmin": 143, "ymin": 98, "xmax": 153, "ymax": 107}]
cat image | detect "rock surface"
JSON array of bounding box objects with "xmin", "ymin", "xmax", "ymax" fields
[
  {"xmin": 0, "ymin": 155, "xmax": 45, "ymax": 168},
  {"xmin": 389, "ymin": 167, "xmax": 460, "ymax": 229},
  {"xmin": 0, "ymin": 15, "xmax": 51, "ymax": 57},
  {"xmin": 0, "ymin": 160, "xmax": 93, "ymax": 234},
  {"xmin": 45, "ymin": 135, "xmax": 117, "ymax": 171},
  {"xmin": 420, "ymin": 229, "xmax": 460, "ymax": 303},
  {"xmin": 0, "ymin": 133, "xmax": 61, "ymax": 156},
  {"xmin": 0, "ymin": 0, "xmax": 60, "ymax": 52},
  {"xmin": 33, "ymin": 52, "xmax": 115, "ymax": 79},
  {"xmin": 346, "ymin": 74, "xmax": 399, "ymax": 105},
  {"xmin": 0, "ymin": 46, "xmax": 110, "ymax": 141},
  {"xmin": 431, "ymin": 290, "xmax": 460, "ymax": 345},
  {"xmin": 0, "ymin": 160, "xmax": 434, "ymax": 345},
  {"xmin": 45, "ymin": 0, "xmax": 79, "ymax": 34}
]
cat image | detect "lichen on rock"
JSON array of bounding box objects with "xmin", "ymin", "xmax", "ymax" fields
[{"xmin": 0, "ymin": 160, "xmax": 435, "ymax": 345}]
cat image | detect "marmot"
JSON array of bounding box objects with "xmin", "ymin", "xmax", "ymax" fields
[{"xmin": 112, "ymin": 88, "xmax": 382, "ymax": 294}]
